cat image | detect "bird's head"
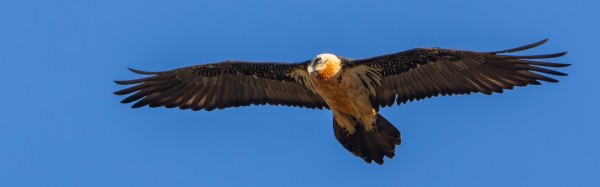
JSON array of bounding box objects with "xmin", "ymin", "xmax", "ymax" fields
[{"xmin": 308, "ymin": 53, "xmax": 342, "ymax": 81}]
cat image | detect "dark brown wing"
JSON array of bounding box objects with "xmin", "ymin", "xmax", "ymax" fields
[
  {"xmin": 344, "ymin": 38, "xmax": 570, "ymax": 108},
  {"xmin": 114, "ymin": 61, "xmax": 327, "ymax": 111}
]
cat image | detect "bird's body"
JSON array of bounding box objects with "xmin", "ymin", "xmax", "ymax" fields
[
  {"xmin": 115, "ymin": 39, "xmax": 569, "ymax": 165},
  {"xmin": 315, "ymin": 73, "xmax": 373, "ymax": 131},
  {"xmin": 309, "ymin": 55, "xmax": 376, "ymax": 133}
]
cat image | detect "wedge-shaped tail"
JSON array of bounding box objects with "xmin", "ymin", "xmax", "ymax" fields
[{"xmin": 333, "ymin": 114, "xmax": 401, "ymax": 165}]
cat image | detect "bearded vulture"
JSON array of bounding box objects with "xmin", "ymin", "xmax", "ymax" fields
[{"xmin": 114, "ymin": 39, "xmax": 569, "ymax": 165}]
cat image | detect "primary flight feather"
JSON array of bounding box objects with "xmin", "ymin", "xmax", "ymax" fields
[{"xmin": 114, "ymin": 39, "xmax": 569, "ymax": 165}]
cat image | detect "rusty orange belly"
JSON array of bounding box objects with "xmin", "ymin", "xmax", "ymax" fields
[{"xmin": 313, "ymin": 75, "xmax": 373, "ymax": 118}]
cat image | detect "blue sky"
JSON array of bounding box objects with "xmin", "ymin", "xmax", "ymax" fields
[{"xmin": 1, "ymin": 0, "xmax": 598, "ymax": 186}]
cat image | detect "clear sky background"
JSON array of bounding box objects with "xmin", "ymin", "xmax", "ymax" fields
[{"xmin": 1, "ymin": 0, "xmax": 598, "ymax": 186}]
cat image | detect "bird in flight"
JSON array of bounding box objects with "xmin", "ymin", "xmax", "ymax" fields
[{"xmin": 114, "ymin": 39, "xmax": 569, "ymax": 165}]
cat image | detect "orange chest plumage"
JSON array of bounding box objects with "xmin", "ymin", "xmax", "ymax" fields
[{"xmin": 316, "ymin": 62, "xmax": 339, "ymax": 81}]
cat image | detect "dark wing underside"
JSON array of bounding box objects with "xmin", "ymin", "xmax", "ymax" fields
[
  {"xmin": 114, "ymin": 61, "xmax": 327, "ymax": 111},
  {"xmin": 345, "ymin": 39, "xmax": 570, "ymax": 108}
]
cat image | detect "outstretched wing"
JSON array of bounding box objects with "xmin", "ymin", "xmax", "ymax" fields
[
  {"xmin": 344, "ymin": 39, "xmax": 570, "ymax": 108},
  {"xmin": 114, "ymin": 61, "xmax": 327, "ymax": 111}
]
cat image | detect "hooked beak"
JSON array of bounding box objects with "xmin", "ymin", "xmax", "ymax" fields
[{"xmin": 308, "ymin": 64, "xmax": 318, "ymax": 77}]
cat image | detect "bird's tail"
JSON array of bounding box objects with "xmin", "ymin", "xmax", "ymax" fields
[{"xmin": 333, "ymin": 114, "xmax": 401, "ymax": 165}]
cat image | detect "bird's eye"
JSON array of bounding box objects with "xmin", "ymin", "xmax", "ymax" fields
[
  {"xmin": 318, "ymin": 59, "xmax": 327, "ymax": 64},
  {"xmin": 314, "ymin": 57, "xmax": 323, "ymax": 64}
]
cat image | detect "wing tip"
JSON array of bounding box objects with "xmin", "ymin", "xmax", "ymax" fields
[
  {"xmin": 539, "ymin": 37, "xmax": 551, "ymax": 45},
  {"xmin": 113, "ymin": 80, "xmax": 132, "ymax": 85},
  {"xmin": 489, "ymin": 38, "xmax": 551, "ymax": 54},
  {"xmin": 561, "ymin": 62, "xmax": 572, "ymax": 67},
  {"xmin": 127, "ymin": 67, "xmax": 163, "ymax": 75},
  {"xmin": 547, "ymin": 51, "xmax": 569, "ymax": 58},
  {"xmin": 558, "ymin": 51, "xmax": 569, "ymax": 56},
  {"xmin": 113, "ymin": 90, "xmax": 126, "ymax": 95},
  {"xmin": 532, "ymin": 37, "xmax": 551, "ymax": 48}
]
